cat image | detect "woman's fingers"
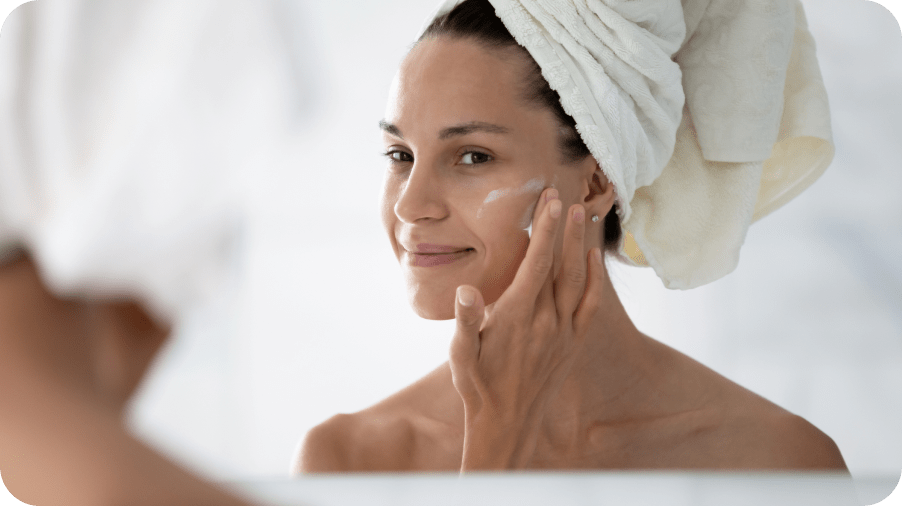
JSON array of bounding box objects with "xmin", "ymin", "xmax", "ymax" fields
[
  {"xmin": 506, "ymin": 189, "xmax": 562, "ymax": 308},
  {"xmin": 572, "ymin": 247, "xmax": 604, "ymax": 337},
  {"xmin": 554, "ymin": 204, "xmax": 587, "ymax": 319},
  {"xmin": 527, "ymin": 187, "xmax": 552, "ymax": 237}
]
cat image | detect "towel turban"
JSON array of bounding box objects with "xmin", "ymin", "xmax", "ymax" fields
[
  {"xmin": 420, "ymin": 0, "xmax": 833, "ymax": 289},
  {"xmin": 0, "ymin": 0, "xmax": 310, "ymax": 322}
]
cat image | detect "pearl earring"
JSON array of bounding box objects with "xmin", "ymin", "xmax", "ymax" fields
[{"xmin": 591, "ymin": 215, "xmax": 600, "ymax": 223}]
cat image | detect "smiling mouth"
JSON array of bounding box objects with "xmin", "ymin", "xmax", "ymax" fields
[
  {"xmin": 416, "ymin": 248, "xmax": 475, "ymax": 255},
  {"xmin": 407, "ymin": 248, "xmax": 475, "ymax": 268}
]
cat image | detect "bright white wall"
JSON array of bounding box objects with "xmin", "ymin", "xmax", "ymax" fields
[{"xmin": 123, "ymin": 0, "xmax": 902, "ymax": 480}]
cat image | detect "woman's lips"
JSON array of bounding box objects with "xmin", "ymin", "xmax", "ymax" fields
[
  {"xmin": 414, "ymin": 243, "xmax": 470, "ymax": 253},
  {"xmin": 406, "ymin": 247, "xmax": 475, "ymax": 267}
]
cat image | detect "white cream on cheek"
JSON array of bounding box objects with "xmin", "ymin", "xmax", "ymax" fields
[
  {"xmin": 475, "ymin": 175, "xmax": 557, "ymax": 238},
  {"xmin": 523, "ymin": 174, "xmax": 559, "ymax": 237}
]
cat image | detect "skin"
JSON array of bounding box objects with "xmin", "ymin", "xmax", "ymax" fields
[
  {"xmin": 294, "ymin": 36, "xmax": 849, "ymax": 473},
  {"xmin": 0, "ymin": 251, "xmax": 255, "ymax": 506}
]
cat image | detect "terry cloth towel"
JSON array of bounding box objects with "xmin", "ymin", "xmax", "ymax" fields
[
  {"xmin": 420, "ymin": 0, "xmax": 833, "ymax": 289},
  {"xmin": 0, "ymin": 0, "xmax": 310, "ymax": 322}
]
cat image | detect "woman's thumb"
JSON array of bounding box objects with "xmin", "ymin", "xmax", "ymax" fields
[{"xmin": 450, "ymin": 286, "xmax": 484, "ymax": 367}]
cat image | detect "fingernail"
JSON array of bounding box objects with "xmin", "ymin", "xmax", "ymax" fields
[
  {"xmin": 458, "ymin": 287, "xmax": 475, "ymax": 307},
  {"xmin": 546, "ymin": 189, "xmax": 559, "ymax": 202},
  {"xmin": 550, "ymin": 199, "xmax": 561, "ymax": 218},
  {"xmin": 594, "ymin": 248, "xmax": 603, "ymax": 264},
  {"xmin": 573, "ymin": 208, "xmax": 584, "ymax": 223}
]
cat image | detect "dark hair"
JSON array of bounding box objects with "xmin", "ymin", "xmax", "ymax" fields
[{"xmin": 419, "ymin": 0, "xmax": 622, "ymax": 250}]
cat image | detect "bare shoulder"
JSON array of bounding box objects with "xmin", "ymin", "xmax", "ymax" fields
[
  {"xmin": 293, "ymin": 408, "xmax": 419, "ymax": 473},
  {"xmin": 650, "ymin": 339, "xmax": 847, "ymax": 471},
  {"xmin": 292, "ymin": 412, "xmax": 357, "ymax": 473},
  {"xmin": 293, "ymin": 363, "xmax": 462, "ymax": 474},
  {"xmin": 695, "ymin": 375, "xmax": 847, "ymax": 470},
  {"xmin": 730, "ymin": 407, "xmax": 848, "ymax": 470}
]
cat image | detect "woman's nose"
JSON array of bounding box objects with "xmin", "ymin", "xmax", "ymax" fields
[{"xmin": 393, "ymin": 162, "xmax": 448, "ymax": 225}]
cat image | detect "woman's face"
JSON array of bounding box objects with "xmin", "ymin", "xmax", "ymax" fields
[{"xmin": 380, "ymin": 36, "xmax": 597, "ymax": 320}]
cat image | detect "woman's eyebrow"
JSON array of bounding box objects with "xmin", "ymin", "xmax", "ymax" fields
[
  {"xmin": 438, "ymin": 121, "xmax": 510, "ymax": 140},
  {"xmin": 379, "ymin": 119, "xmax": 404, "ymax": 139},
  {"xmin": 378, "ymin": 120, "xmax": 511, "ymax": 140}
]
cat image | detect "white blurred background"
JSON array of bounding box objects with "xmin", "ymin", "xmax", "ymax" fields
[{"xmin": 2, "ymin": 0, "xmax": 900, "ymax": 484}]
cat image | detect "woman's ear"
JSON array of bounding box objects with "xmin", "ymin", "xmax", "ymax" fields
[
  {"xmin": 583, "ymin": 162, "xmax": 615, "ymax": 217},
  {"xmin": 90, "ymin": 300, "xmax": 170, "ymax": 412}
]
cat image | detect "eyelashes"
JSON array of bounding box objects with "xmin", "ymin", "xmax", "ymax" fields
[
  {"xmin": 383, "ymin": 149, "xmax": 413, "ymax": 163},
  {"xmin": 460, "ymin": 151, "xmax": 492, "ymax": 165},
  {"xmin": 381, "ymin": 149, "xmax": 494, "ymax": 166}
]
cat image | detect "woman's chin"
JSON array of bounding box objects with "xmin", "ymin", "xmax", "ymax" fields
[
  {"xmin": 407, "ymin": 292, "xmax": 456, "ymax": 321},
  {"xmin": 405, "ymin": 281, "xmax": 511, "ymax": 320},
  {"xmin": 410, "ymin": 301, "xmax": 456, "ymax": 321}
]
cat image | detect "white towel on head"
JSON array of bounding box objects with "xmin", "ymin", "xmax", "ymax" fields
[
  {"xmin": 421, "ymin": 0, "xmax": 833, "ymax": 289},
  {"xmin": 0, "ymin": 0, "xmax": 310, "ymax": 322}
]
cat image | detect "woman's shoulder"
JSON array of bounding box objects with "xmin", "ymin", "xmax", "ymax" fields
[
  {"xmin": 715, "ymin": 399, "xmax": 848, "ymax": 470},
  {"xmin": 687, "ymin": 367, "xmax": 846, "ymax": 470},
  {"xmin": 293, "ymin": 408, "xmax": 418, "ymax": 473},
  {"xmin": 650, "ymin": 339, "xmax": 847, "ymax": 470},
  {"xmin": 293, "ymin": 362, "xmax": 463, "ymax": 473}
]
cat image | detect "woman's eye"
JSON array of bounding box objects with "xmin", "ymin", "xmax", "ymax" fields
[
  {"xmin": 460, "ymin": 151, "xmax": 493, "ymax": 165},
  {"xmin": 385, "ymin": 150, "xmax": 413, "ymax": 163}
]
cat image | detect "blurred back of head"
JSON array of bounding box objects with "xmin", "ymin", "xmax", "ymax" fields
[{"xmin": 0, "ymin": 0, "xmax": 311, "ymax": 324}]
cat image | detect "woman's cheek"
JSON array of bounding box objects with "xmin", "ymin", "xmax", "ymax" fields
[
  {"xmin": 379, "ymin": 178, "xmax": 402, "ymax": 253},
  {"xmin": 478, "ymin": 234, "xmax": 529, "ymax": 307}
]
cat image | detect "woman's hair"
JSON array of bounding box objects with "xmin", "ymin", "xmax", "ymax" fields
[{"xmin": 420, "ymin": 0, "xmax": 622, "ymax": 250}]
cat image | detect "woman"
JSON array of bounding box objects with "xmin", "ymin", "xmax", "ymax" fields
[
  {"xmin": 295, "ymin": 0, "xmax": 848, "ymax": 472},
  {"xmin": 0, "ymin": 0, "xmax": 618, "ymax": 500},
  {"xmin": 0, "ymin": 1, "xmax": 303, "ymax": 503}
]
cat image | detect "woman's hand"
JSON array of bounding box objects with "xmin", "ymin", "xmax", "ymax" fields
[{"xmin": 449, "ymin": 188, "xmax": 605, "ymax": 470}]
